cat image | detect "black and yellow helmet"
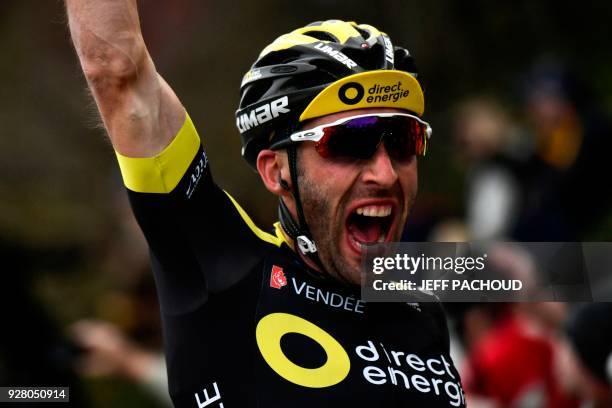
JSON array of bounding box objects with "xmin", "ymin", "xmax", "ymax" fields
[{"xmin": 236, "ymin": 19, "xmax": 425, "ymax": 168}]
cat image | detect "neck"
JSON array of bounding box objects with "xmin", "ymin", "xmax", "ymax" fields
[{"xmin": 279, "ymin": 226, "xmax": 357, "ymax": 287}]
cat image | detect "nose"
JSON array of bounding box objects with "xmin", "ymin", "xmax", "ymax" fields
[{"xmin": 360, "ymin": 144, "xmax": 399, "ymax": 188}]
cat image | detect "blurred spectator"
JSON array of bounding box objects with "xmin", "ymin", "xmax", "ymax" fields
[
  {"xmin": 453, "ymin": 97, "xmax": 528, "ymax": 240},
  {"xmin": 556, "ymin": 303, "xmax": 612, "ymax": 408},
  {"xmin": 69, "ymin": 320, "xmax": 172, "ymax": 408},
  {"xmin": 462, "ymin": 302, "xmax": 578, "ymax": 408},
  {"xmin": 513, "ymin": 61, "xmax": 612, "ymax": 240},
  {"xmin": 455, "ymin": 243, "xmax": 578, "ymax": 407}
]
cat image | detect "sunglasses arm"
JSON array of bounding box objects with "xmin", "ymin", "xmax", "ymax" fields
[{"xmin": 289, "ymin": 128, "xmax": 325, "ymax": 143}]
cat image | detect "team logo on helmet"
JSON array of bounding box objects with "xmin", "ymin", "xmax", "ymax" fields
[
  {"xmin": 382, "ymin": 34, "xmax": 394, "ymax": 64},
  {"xmin": 313, "ymin": 42, "xmax": 357, "ymax": 70},
  {"xmin": 300, "ymin": 71, "xmax": 424, "ymax": 122},
  {"xmin": 241, "ymin": 68, "xmax": 262, "ymax": 87},
  {"xmin": 338, "ymin": 82, "xmax": 365, "ymax": 105},
  {"xmin": 236, "ymin": 96, "xmax": 290, "ymax": 133}
]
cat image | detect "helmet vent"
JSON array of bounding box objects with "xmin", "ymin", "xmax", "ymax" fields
[
  {"xmin": 354, "ymin": 27, "xmax": 371, "ymax": 40},
  {"xmin": 256, "ymin": 49, "xmax": 302, "ymax": 68},
  {"xmin": 302, "ymin": 30, "xmax": 338, "ymax": 43},
  {"xmin": 343, "ymin": 46, "xmax": 382, "ymax": 71}
]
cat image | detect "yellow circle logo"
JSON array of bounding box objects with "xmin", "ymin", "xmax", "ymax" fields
[
  {"xmin": 338, "ymin": 82, "xmax": 364, "ymax": 105},
  {"xmin": 344, "ymin": 87, "xmax": 358, "ymax": 99},
  {"xmin": 256, "ymin": 313, "xmax": 350, "ymax": 388}
]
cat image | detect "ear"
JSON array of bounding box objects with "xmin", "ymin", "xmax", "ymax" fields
[{"xmin": 256, "ymin": 149, "xmax": 292, "ymax": 198}]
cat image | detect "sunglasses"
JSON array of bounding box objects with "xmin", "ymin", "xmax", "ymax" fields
[{"xmin": 271, "ymin": 113, "xmax": 432, "ymax": 162}]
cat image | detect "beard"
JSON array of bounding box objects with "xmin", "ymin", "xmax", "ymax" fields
[
  {"xmin": 297, "ymin": 167, "xmax": 416, "ymax": 285},
  {"xmin": 298, "ymin": 173, "xmax": 355, "ymax": 284}
]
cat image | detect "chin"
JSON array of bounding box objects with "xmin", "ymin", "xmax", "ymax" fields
[
  {"xmin": 345, "ymin": 271, "xmax": 362, "ymax": 286},
  {"xmin": 332, "ymin": 251, "xmax": 362, "ymax": 286}
]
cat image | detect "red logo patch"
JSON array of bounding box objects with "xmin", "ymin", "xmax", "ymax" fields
[{"xmin": 270, "ymin": 265, "xmax": 287, "ymax": 289}]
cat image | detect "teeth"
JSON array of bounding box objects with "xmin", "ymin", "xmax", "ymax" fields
[{"xmin": 355, "ymin": 205, "xmax": 392, "ymax": 217}]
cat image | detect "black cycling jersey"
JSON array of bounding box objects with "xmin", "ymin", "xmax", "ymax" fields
[{"xmin": 117, "ymin": 113, "xmax": 466, "ymax": 407}]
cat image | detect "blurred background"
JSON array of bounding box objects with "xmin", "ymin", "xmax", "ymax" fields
[{"xmin": 1, "ymin": 0, "xmax": 611, "ymax": 406}]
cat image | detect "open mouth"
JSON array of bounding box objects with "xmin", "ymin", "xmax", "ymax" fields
[{"xmin": 346, "ymin": 203, "xmax": 395, "ymax": 253}]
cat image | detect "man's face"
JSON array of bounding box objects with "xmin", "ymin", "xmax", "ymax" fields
[{"xmin": 295, "ymin": 108, "xmax": 419, "ymax": 284}]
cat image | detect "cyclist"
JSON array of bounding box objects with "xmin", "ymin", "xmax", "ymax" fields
[{"xmin": 66, "ymin": 1, "xmax": 465, "ymax": 406}]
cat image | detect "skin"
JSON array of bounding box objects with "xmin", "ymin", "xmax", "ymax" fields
[
  {"xmin": 67, "ymin": 0, "xmax": 419, "ymax": 286},
  {"xmin": 66, "ymin": 0, "xmax": 184, "ymax": 157},
  {"xmin": 257, "ymin": 107, "xmax": 419, "ymax": 285}
]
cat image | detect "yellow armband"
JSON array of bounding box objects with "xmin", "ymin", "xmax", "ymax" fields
[{"xmin": 115, "ymin": 113, "xmax": 201, "ymax": 193}]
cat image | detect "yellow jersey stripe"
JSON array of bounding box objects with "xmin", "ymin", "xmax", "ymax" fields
[
  {"xmin": 115, "ymin": 113, "xmax": 200, "ymax": 194},
  {"xmin": 224, "ymin": 191, "xmax": 285, "ymax": 247}
]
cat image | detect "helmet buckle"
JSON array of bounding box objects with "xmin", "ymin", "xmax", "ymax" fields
[{"xmin": 297, "ymin": 235, "xmax": 317, "ymax": 254}]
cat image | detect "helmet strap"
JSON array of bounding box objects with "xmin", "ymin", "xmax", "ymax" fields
[
  {"xmin": 278, "ymin": 145, "xmax": 325, "ymax": 271},
  {"xmin": 278, "ymin": 145, "xmax": 355, "ymax": 287}
]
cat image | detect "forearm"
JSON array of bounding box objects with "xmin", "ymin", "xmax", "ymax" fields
[
  {"xmin": 66, "ymin": 0, "xmax": 184, "ymax": 157},
  {"xmin": 66, "ymin": 0, "xmax": 145, "ymax": 87}
]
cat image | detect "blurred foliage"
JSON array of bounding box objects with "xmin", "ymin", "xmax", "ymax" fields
[{"xmin": 83, "ymin": 378, "xmax": 167, "ymax": 408}]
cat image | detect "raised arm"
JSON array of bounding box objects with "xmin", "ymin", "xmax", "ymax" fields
[
  {"xmin": 66, "ymin": 0, "xmax": 276, "ymax": 319},
  {"xmin": 66, "ymin": 0, "xmax": 184, "ymax": 157}
]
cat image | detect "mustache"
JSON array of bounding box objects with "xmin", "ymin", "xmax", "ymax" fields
[{"xmin": 344, "ymin": 184, "xmax": 404, "ymax": 202}]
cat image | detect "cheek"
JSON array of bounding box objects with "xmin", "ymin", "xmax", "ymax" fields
[
  {"xmin": 311, "ymin": 165, "xmax": 357, "ymax": 217},
  {"xmin": 302, "ymin": 148, "xmax": 358, "ymax": 199},
  {"xmin": 398, "ymin": 159, "xmax": 418, "ymax": 197}
]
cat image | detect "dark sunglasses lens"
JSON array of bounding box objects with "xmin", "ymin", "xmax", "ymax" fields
[
  {"xmin": 382, "ymin": 117, "xmax": 426, "ymax": 160},
  {"xmin": 316, "ymin": 117, "xmax": 381, "ymax": 160},
  {"xmin": 315, "ymin": 116, "xmax": 426, "ymax": 161}
]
